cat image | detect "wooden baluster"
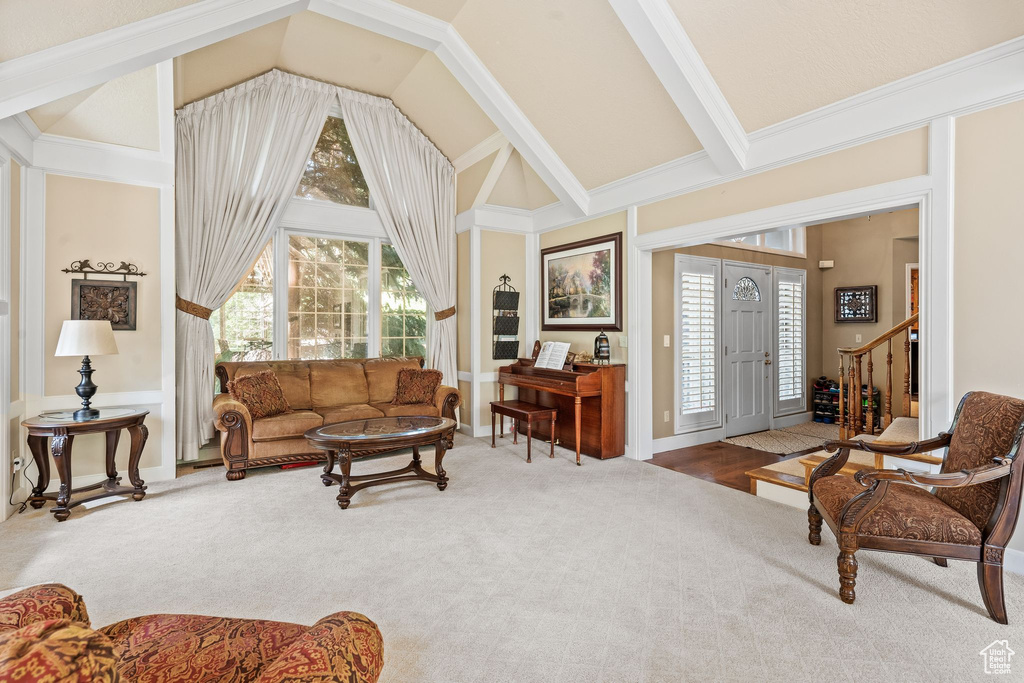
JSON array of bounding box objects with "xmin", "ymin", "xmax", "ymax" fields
[
  {"xmin": 884, "ymin": 339, "xmax": 893, "ymax": 429},
  {"xmin": 903, "ymin": 329, "xmax": 911, "ymax": 417},
  {"xmin": 838, "ymin": 354, "xmax": 846, "ymax": 440},
  {"xmin": 854, "ymin": 355, "xmax": 863, "ymax": 436},
  {"xmin": 848, "ymin": 357, "xmax": 857, "ymax": 436},
  {"xmin": 865, "ymin": 351, "xmax": 874, "ymax": 435}
]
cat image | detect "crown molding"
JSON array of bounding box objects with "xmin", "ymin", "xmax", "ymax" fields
[
  {"xmin": 456, "ymin": 204, "xmax": 534, "ymax": 235},
  {"xmin": 608, "ymin": 0, "xmax": 747, "ymax": 174},
  {"xmin": 453, "ymin": 130, "xmax": 506, "ymax": 173},
  {"xmin": 0, "ymin": 114, "xmax": 37, "ymax": 165},
  {"xmin": 0, "ymin": 0, "xmax": 308, "ymax": 120},
  {"xmin": 32, "ymin": 134, "xmax": 173, "ymax": 187},
  {"xmin": 307, "ymin": 0, "xmax": 446, "ymax": 49}
]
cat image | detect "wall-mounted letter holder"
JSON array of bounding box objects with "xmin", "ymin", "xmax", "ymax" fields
[{"xmin": 492, "ymin": 274, "xmax": 520, "ymax": 360}]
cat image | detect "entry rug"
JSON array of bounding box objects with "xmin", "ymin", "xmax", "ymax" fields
[{"xmin": 722, "ymin": 421, "xmax": 840, "ymax": 454}]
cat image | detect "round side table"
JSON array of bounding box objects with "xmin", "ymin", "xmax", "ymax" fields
[{"xmin": 21, "ymin": 408, "xmax": 149, "ymax": 521}]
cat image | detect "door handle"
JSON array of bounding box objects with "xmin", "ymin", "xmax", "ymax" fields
[
  {"xmin": 764, "ymin": 359, "xmax": 772, "ymax": 365},
  {"xmin": 764, "ymin": 351, "xmax": 771, "ymax": 365}
]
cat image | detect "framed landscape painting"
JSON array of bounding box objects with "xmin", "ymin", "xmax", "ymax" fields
[{"xmin": 541, "ymin": 232, "xmax": 622, "ymax": 331}]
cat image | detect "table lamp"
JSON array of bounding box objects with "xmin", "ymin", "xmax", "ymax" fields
[{"xmin": 55, "ymin": 320, "xmax": 119, "ymax": 421}]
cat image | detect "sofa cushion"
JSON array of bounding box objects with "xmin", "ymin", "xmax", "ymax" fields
[
  {"xmin": 101, "ymin": 614, "xmax": 305, "ymax": 683},
  {"xmin": 0, "ymin": 584, "xmax": 91, "ymax": 634},
  {"xmin": 813, "ymin": 475, "xmax": 983, "ymax": 545},
  {"xmin": 371, "ymin": 403, "xmax": 440, "ymax": 418},
  {"xmin": 319, "ymin": 404, "xmax": 385, "ymax": 424},
  {"xmin": 236, "ymin": 362, "xmax": 311, "ymax": 410},
  {"xmin": 310, "ymin": 361, "xmax": 370, "ymax": 409},
  {"xmin": 251, "ymin": 410, "xmax": 324, "ymax": 442},
  {"xmin": 228, "ymin": 370, "xmax": 291, "ymax": 420},
  {"xmin": 0, "ymin": 619, "xmax": 119, "ymax": 682},
  {"xmin": 393, "ymin": 368, "xmax": 442, "ymax": 405},
  {"xmin": 364, "ymin": 358, "xmax": 422, "ymax": 404}
]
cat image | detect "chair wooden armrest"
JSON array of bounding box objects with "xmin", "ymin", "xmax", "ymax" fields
[
  {"xmin": 823, "ymin": 432, "xmax": 952, "ymax": 456},
  {"xmin": 854, "ymin": 458, "xmax": 1012, "ymax": 488}
]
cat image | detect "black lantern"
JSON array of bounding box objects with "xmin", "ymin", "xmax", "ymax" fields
[{"xmin": 594, "ymin": 329, "xmax": 611, "ymax": 364}]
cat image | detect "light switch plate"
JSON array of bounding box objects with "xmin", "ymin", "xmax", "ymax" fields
[
  {"xmin": 664, "ymin": 411, "xmax": 671, "ymax": 422},
  {"xmin": 663, "ymin": 335, "xmax": 671, "ymax": 347},
  {"xmin": 619, "ymin": 335, "xmax": 627, "ymax": 348},
  {"xmin": 855, "ymin": 334, "xmax": 862, "ymax": 343}
]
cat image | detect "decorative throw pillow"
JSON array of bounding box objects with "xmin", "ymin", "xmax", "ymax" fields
[
  {"xmin": 227, "ymin": 370, "xmax": 291, "ymax": 419},
  {"xmin": 393, "ymin": 369, "xmax": 442, "ymax": 405}
]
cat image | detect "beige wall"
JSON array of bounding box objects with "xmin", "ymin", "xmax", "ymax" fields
[
  {"xmin": 650, "ymin": 241, "xmax": 821, "ymax": 440},
  {"xmin": 637, "ymin": 127, "xmax": 928, "ymax": 234},
  {"xmin": 456, "ymin": 230, "xmax": 471, "ymax": 430},
  {"xmin": 477, "ymin": 230, "xmax": 526, "ymax": 427},
  {"xmin": 538, "ymin": 212, "xmax": 629, "ymax": 363},
  {"xmin": 43, "ymin": 175, "xmax": 164, "ymax": 475},
  {"xmin": 818, "ymin": 210, "xmax": 919, "ymax": 419},
  {"xmin": 953, "ymin": 99, "xmax": 1024, "ymax": 402}
]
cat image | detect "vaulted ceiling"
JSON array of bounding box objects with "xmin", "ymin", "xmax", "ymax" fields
[{"xmin": 8, "ymin": 0, "xmax": 1024, "ymax": 213}]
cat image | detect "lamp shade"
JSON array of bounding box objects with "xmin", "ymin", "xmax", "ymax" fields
[{"xmin": 55, "ymin": 320, "xmax": 119, "ymax": 357}]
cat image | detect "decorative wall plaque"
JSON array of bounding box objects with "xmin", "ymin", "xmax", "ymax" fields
[
  {"xmin": 72, "ymin": 279, "xmax": 138, "ymax": 330},
  {"xmin": 834, "ymin": 285, "xmax": 877, "ymax": 323}
]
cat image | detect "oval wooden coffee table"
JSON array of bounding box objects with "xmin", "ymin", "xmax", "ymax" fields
[{"xmin": 305, "ymin": 416, "xmax": 456, "ymax": 509}]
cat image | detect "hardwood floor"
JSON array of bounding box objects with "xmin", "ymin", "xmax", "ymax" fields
[{"xmin": 646, "ymin": 441, "xmax": 818, "ymax": 493}]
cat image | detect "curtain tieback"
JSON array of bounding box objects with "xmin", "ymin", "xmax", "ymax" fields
[
  {"xmin": 176, "ymin": 295, "xmax": 213, "ymax": 320},
  {"xmin": 434, "ymin": 306, "xmax": 456, "ymax": 321}
]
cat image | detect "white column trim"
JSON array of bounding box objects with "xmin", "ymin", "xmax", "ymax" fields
[
  {"xmin": 608, "ymin": 0, "xmax": 747, "ymax": 173},
  {"xmin": 23, "ymin": 169, "xmax": 45, "ymax": 410},
  {"xmin": 626, "ymin": 205, "xmax": 651, "ymax": 460},
  {"xmin": 923, "ymin": 117, "xmax": 955, "ymax": 436},
  {"xmin": 0, "ymin": 147, "xmax": 11, "ymax": 519},
  {"xmin": 469, "ymin": 225, "xmax": 482, "ymax": 434}
]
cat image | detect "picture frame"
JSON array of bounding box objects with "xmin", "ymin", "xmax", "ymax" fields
[
  {"xmin": 834, "ymin": 285, "xmax": 877, "ymax": 323},
  {"xmin": 71, "ymin": 279, "xmax": 137, "ymax": 331},
  {"xmin": 541, "ymin": 232, "xmax": 622, "ymax": 331}
]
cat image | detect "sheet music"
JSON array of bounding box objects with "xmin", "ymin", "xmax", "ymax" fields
[{"xmin": 535, "ymin": 341, "xmax": 571, "ymax": 369}]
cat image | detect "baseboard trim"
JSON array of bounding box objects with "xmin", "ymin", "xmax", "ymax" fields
[{"xmin": 652, "ymin": 427, "xmax": 725, "ymax": 454}]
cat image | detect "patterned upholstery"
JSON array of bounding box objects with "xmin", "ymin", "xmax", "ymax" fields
[
  {"xmin": 814, "ymin": 475, "xmax": 983, "ymax": 545},
  {"xmin": 0, "ymin": 585, "xmax": 384, "ymax": 683},
  {"xmin": 936, "ymin": 391, "xmax": 1024, "ymax": 531},
  {"xmin": 0, "ymin": 619, "xmax": 119, "ymax": 682},
  {"xmin": 0, "ymin": 585, "xmax": 90, "ymax": 634},
  {"xmin": 101, "ymin": 614, "xmax": 306, "ymax": 683},
  {"xmin": 392, "ymin": 368, "xmax": 443, "ymax": 405},
  {"xmin": 228, "ymin": 370, "xmax": 292, "ymax": 420},
  {"xmin": 254, "ymin": 613, "xmax": 384, "ymax": 683}
]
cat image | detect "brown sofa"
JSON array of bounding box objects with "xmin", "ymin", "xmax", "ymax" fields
[{"xmin": 214, "ymin": 357, "xmax": 460, "ymax": 481}]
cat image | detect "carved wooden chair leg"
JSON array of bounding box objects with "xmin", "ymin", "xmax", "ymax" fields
[
  {"xmin": 978, "ymin": 560, "xmax": 1008, "ymax": 624},
  {"xmin": 933, "ymin": 557, "xmax": 948, "ymax": 567},
  {"xmin": 837, "ymin": 540, "xmax": 859, "ymax": 604},
  {"xmin": 808, "ymin": 505, "xmax": 822, "ymax": 546}
]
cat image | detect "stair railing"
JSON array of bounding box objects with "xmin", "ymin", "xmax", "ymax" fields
[{"xmin": 837, "ymin": 313, "xmax": 918, "ymax": 439}]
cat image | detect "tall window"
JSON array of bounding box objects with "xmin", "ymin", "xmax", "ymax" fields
[
  {"xmin": 381, "ymin": 244, "xmax": 427, "ymax": 357},
  {"xmin": 287, "ymin": 236, "xmax": 369, "ymax": 359},
  {"xmin": 675, "ymin": 255, "xmax": 720, "ymax": 431},
  {"xmin": 775, "ymin": 268, "xmax": 806, "ymax": 414},
  {"xmin": 296, "ymin": 116, "xmax": 369, "ymax": 207},
  {"xmin": 211, "ymin": 243, "xmax": 274, "ymax": 363}
]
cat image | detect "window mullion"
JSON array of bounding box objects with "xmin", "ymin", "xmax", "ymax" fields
[
  {"xmin": 272, "ymin": 229, "xmax": 288, "ymax": 360},
  {"xmin": 368, "ymin": 237, "xmax": 381, "ymax": 358}
]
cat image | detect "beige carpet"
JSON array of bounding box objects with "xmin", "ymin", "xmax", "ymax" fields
[
  {"xmin": 723, "ymin": 421, "xmax": 841, "ymax": 454},
  {"xmin": 2, "ymin": 434, "xmax": 1022, "ymax": 682}
]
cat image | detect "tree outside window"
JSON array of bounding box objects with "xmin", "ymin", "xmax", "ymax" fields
[
  {"xmin": 295, "ymin": 116, "xmax": 369, "ymax": 207},
  {"xmin": 381, "ymin": 244, "xmax": 427, "ymax": 358}
]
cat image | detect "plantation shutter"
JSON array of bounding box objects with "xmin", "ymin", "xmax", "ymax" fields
[
  {"xmin": 775, "ymin": 267, "xmax": 806, "ymax": 415},
  {"xmin": 675, "ymin": 255, "xmax": 720, "ymax": 430}
]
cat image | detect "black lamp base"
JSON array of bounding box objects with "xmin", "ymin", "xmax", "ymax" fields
[{"xmin": 73, "ymin": 355, "xmax": 100, "ymax": 422}]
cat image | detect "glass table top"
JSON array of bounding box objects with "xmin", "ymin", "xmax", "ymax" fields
[
  {"xmin": 34, "ymin": 408, "xmax": 138, "ymax": 423},
  {"xmin": 311, "ymin": 416, "xmax": 453, "ymax": 440}
]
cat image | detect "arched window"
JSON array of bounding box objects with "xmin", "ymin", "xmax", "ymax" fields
[{"xmin": 732, "ymin": 276, "xmax": 760, "ymax": 301}]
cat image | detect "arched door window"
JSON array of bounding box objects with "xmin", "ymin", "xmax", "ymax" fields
[{"xmin": 732, "ymin": 276, "xmax": 761, "ymax": 301}]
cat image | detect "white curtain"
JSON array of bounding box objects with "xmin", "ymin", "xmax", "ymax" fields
[
  {"xmin": 175, "ymin": 70, "xmax": 335, "ymax": 460},
  {"xmin": 338, "ymin": 89, "xmax": 458, "ymax": 389}
]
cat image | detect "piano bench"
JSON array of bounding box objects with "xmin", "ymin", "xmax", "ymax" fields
[{"xmin": 489, "ymin": 400, "xmax": 557, "ymax": 463}]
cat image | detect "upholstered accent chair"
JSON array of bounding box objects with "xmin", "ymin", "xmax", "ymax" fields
[
  {"xmin": 0, "ymin": 584, "xmax": 384, "ymax": 682},
  {"xmin": 808, "ymin": 391, "xmax": 1024, "ymax": 623}
]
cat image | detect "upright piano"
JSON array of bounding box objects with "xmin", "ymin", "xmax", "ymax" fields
[{"xmin": 497, "ymin": 355, "xmax": 625, "ymax": 462}]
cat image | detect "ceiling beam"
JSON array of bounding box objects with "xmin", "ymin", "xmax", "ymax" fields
[
  {"xmin": 472, "ymin": 141, "xmax": 514, "ymax": 208},
  {"xmin": 453, "ymin": 130, "xmax": 506, "ymax": 173},
  {"xmin": 608, "ymin": 0, "xmax": 748, "ymax": 174},
  {"xmin": 0, "ymin": 0, "xmax": 309, "ymax": 120}
]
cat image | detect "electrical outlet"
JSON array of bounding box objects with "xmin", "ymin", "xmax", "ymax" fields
[
  {"xmin": 12, "ymin": 455, "xmax": 24, "ymax": 472},
  {"xmin": 855, "ymin": 334, "xmax": 862, "ymax": 343},
  {"xmin": 664, "ymin": 411, "xmax": 671, "ymax": 422},
  {"xmin": 618, "ymin": 335, "xmax": 627, "ymax": 348}
]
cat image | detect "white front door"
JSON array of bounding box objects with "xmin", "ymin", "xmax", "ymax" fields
[{"xmin": 723, "ymin": 262, "xmax": 771, "ymax": 436}]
